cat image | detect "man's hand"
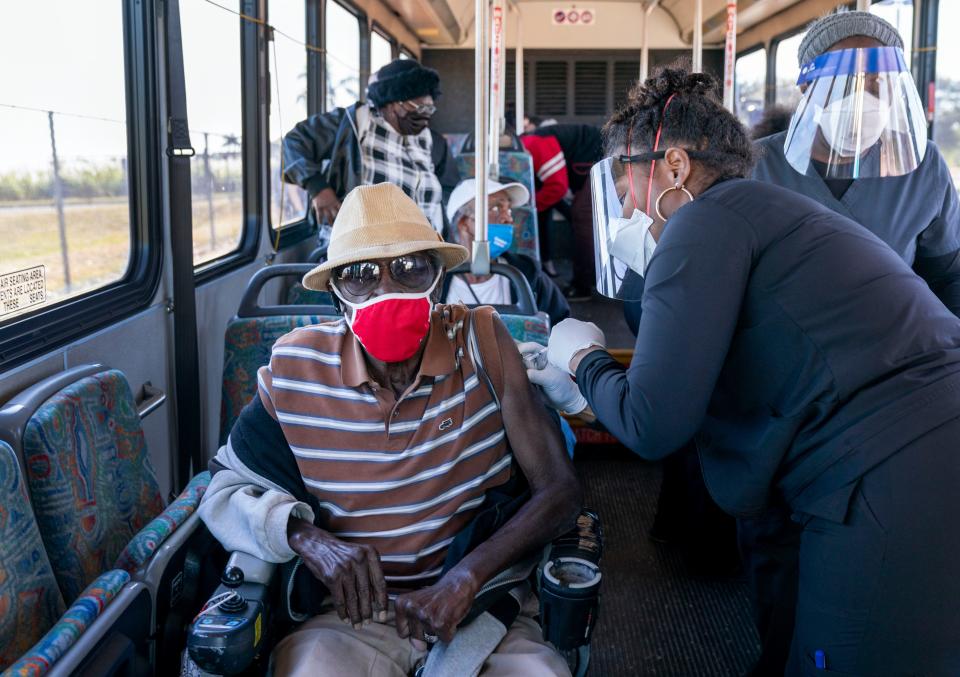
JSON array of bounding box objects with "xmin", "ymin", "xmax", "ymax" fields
[
  {"xmin": 287, "ymin": 517, "xmax": 387, "ymax": 628},
  {"xmin": 311, "ymin": 188, "xmax": 341, "ymax": 224},
  {"xmin": 394, "ymin": 568, "xmax": 479, "ymax": 644}
]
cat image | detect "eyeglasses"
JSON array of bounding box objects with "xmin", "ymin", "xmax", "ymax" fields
[
  {"xmin": 618, "ymin": 151, "xmax": 666, "ymax": 164},
  {"xmin": 333, "ymin": 253, "xmax": 438, "ymax": 298},
  {"xmin": 401, "ymin": 100, "xmax": 437, "ymax": 116},
  {"xmin": 467, "ymin": 198, "xmax": 512, "ymax": 221},
  {"xmin": 488, "ymin": 197, "xmax": 512, "ymax": 220}
]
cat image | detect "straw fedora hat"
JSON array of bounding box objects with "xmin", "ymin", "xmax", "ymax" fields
[{"xmin": 303, "ymin": 183, "xmax": 469, "ymax": 291}]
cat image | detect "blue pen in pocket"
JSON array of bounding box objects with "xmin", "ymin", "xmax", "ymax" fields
[{"xmin": 814, "ymin": 649, "xmax": 827, "ymax": 670}]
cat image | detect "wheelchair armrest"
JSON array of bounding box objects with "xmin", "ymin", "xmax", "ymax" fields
[{"xmin": 225, "ymin": 551, "xmax": 277, "ymax": 585}]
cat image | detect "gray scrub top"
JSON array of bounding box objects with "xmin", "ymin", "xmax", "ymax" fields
[{"xmin": 752, "ymin": 133, "xmax": 960, "ymax": 316}]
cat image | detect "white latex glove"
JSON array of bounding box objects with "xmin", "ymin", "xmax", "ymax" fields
[
  {"xmin": 526, "ymin": 363, "xmax": 588, "ymax": 415},
  {"xmin": 516, "ymin": 341, "xmax": 549, "ymax": 370},
  {"xmin": 547, "ymin": 319, "xmax": 606, "ymax": 376}
]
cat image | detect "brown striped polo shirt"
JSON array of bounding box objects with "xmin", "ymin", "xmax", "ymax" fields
[{"xmin": 257, "ymin": 304, "xmax": 512, "ymax": 587}]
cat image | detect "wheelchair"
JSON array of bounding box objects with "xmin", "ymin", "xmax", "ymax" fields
[{"xmin": 185, "ymin": 509, "xmax": 603, "ymax": 677}]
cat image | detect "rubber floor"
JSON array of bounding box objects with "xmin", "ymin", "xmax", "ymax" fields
[{"xmin": 575, "ymin": 452, "xmax": 761, "ymax": 676}]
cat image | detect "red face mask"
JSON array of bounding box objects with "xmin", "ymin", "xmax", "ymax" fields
[{"xmin": 333, "ymin": 274, "xmax": 440, "ymax": 363}]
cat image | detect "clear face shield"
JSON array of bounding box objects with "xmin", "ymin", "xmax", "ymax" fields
[
  {"xmin": 783, "ymin": 46, "xmax": 927, "ymax": 179},
  {"xmin": 590, "ymin": 156, "xmax": 655, "ymax": 302}
]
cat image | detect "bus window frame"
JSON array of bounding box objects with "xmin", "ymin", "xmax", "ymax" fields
[
  {"xmin": 195, "ymin": 0, "xmax": 264, "ymax": 281},
  {"xmin": 0, "ymin": 0, "xmax": 164, "ymax": 369},
  {"xmin": 268, "ymin": 0, "xmax": 367, "ymax": 249},
  {"xmin": 733, "ymin": 44, "xmax": 768, "ymax": 123},
  {"xmin": 324, "ymin": 0, "xmax": 365, "ymax": 113},
  {"xmin": 770, "ymin": 27, "xmax": 808, "ymax": 107},
  {"xmin": 265, "ymin": 0, "xmax": 317, "ymax": 251},
  {"xmin": 370, "ymin": 23, "xmax": 396, "ymax": 72}
]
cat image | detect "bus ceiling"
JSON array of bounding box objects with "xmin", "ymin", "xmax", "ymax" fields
[{"xmin": 405, "ymin": 0, "xmax": 847, "ymax": 51}]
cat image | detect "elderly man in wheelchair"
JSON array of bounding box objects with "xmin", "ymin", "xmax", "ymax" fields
[{"xmin": 195, "ymin": 184, "xmax": 590, "ymax": 676}]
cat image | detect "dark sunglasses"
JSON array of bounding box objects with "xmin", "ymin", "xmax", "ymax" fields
[{"xmin": 333, "ymin": 253, "xmax": 438, "ymax": 298}]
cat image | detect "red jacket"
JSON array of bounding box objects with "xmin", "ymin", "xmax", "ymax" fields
[{"xmin": 521, "ymin": 134, "xmax": 569, "ymax": 212}]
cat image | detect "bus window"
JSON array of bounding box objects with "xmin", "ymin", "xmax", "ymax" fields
[
  {"xmin": 270, "ymin": 0, "xmax": 309, "ymax": 228},
  {"xmin": 870, "ymin": 0, "xmax": 913, "ymax": 71},
  {"xmin": 371, "ymin": 30, "xmax": 393, "ymax": 74},
  {"xmin": 0, "ymin": 1, "xmax": 131, "ymax": 321},
  {"xmin": 326, "ymin": 1, "xmax": 361, "ymax": 110},
  {"xmin": 181, "ymin": 0, "xmax": 244, "ymax": 266},
  {"xmin": 774, "ymin": 32, "xmax": 806, "ymax": 110},
  {"xmin": 735, "ymin": 48, "xmax": 766, "ymax": 128},
  {"xmin": 935, "ymin": 0, "xmax": 960, "ymax": 186},
  {"xmin": 399, "ymin": 48, "xmax": 413, "ymax": 60}
]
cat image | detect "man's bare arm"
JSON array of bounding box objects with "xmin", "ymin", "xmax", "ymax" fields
[
  {"xmin": 394, "ymin": 318, "xmax": 582, "ymax": 642},
  {"xmin": 453, "ymin": 318, "xmax": 583, "ymax": 584}
]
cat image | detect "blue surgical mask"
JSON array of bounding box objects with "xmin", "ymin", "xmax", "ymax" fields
[{"xmin": 488, "ymin": 223, "xmax": 514, "ymax": 258}]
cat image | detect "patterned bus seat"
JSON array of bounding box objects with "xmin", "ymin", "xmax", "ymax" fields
[
  {"xmin": 19, "ymin": 370, "xmax": 163, "ymax": 604},
  {"xmin": 0, "ymin": 440, "xmax": 149, "ymax": 676},
  {"xmin": 113, "ymin": 470, "xmax": 210, "ymax": 573},
  {"xmin": 4, "ymin": 570, "xmax": 130, "ymax": 676},
  {"xmin": 0, "ymin": 441, "xmax": 65, "ymax": 671},
  {"xmin": 499, "ymin": 312, "xmax": 550, "ymax": 346},
  {"xmin": 15, "ymin": 369, "xmax": 208, "ymax": 606},
  {"xmin": 219, "ymin": 315, "xmax": 339, "ymax": 445}
]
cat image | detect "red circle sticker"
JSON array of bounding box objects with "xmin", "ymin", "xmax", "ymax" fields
[
  {"xmin": 580, "ymin": 10, "xmax": 593, "ymax": 23},
  {"xmin": 554, "ymin": 10, "xmax": 566, "ymax": 22},
  {"xmin": 567, "ymin": 10, "xmax": 579, "ymax": 23}
]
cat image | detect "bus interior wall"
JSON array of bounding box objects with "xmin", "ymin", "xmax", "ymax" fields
[{"xmin": 423, "ymin": 48, "xmax": 726, "ymax": 135}]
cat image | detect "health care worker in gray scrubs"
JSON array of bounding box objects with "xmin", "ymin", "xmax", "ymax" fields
[
  {"xmin": 525, "ymin": 64, "xmax": 960, "ymax": 676},
  {"xmin": 743, "ymin": 11, "xmax": 960, "ymax": 674}
]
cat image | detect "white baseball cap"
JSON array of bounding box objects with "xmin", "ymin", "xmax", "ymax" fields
[{"xmin": 446, "ymin": 178, "xmax": 530, "ymax": 222}]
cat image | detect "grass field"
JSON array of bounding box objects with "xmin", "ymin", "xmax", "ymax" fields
[{"xmin": 1, "ymin": 193, "xmax": 243, "ymax": 320}]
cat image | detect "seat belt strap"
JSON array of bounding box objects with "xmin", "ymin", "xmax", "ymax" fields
[{"xmin": 164, "ymin": 0, "xmax": 203, "ymax": 492}]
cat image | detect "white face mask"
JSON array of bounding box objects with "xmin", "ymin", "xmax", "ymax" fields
[
  {"xmin": 818, "ymin": 91, "xmax": 890, "ymax": 157},
  {"xmin": 606, "ymin": 209, "xmax": 658, "ymax": 278}
]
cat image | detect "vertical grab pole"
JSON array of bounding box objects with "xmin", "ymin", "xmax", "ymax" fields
[
  {"xmin": 640, "ymin": 1, "xmax": 658, "ymax": 81},
  {"xmin": 692, "ymin": 0, "xmax": 703, "ymax": 73},
  {"xmin": 640, "ymin": 5, "xmax": 650, "ymax": 81},
  {"xmin": 722, "ymin": 1, "xmax": 737, "ymax": 111},
  {"xmin": 490, "ymin": 0, "xmax": 505, "ymax": 180},
  {"xmin": 473, "ymin": 0, "xmax": 491, "ymax": 275},
  {"xmin": 856, "ymin": 0, "xmax": 869, "ymax": 10},
  {"xmin": 515, "ymin": 2, "xmax": 524, "ymax": 134}
]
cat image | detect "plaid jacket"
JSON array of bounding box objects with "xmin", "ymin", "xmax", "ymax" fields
[{"xmin": 282, "ymin": 103, "xmax": 460, "ymax": 232}]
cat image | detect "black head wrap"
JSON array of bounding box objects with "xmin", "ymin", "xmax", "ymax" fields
[{"xmin": 366, "ymin": 59, "xmax": 441, "ymax": 107}]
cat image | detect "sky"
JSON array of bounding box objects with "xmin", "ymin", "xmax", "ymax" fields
[{"xmin": 0, "ymin": 0, "xmax": 361, "ymax": 173}]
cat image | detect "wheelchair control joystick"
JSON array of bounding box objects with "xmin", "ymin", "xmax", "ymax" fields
[
  {"xmin": 219, "ymin": 567, "xmax": 247, "ymax": 613},
  {"xmin": 187, "ymin": 554, "xmax": 277, "ymax": 675}
]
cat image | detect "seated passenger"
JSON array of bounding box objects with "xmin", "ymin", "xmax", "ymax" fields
[
  {"xmin": 445, "ymin": 178, "xmax": 570, "ymax": 326},
  {"xmin": 199, "ymin": 183, "xmax": 580, "ymax": 677}
]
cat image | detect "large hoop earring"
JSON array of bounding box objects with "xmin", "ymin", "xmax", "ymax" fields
[{"xmin": 655, "ymin": 183, "xmax": 694, "ymax": 222}]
